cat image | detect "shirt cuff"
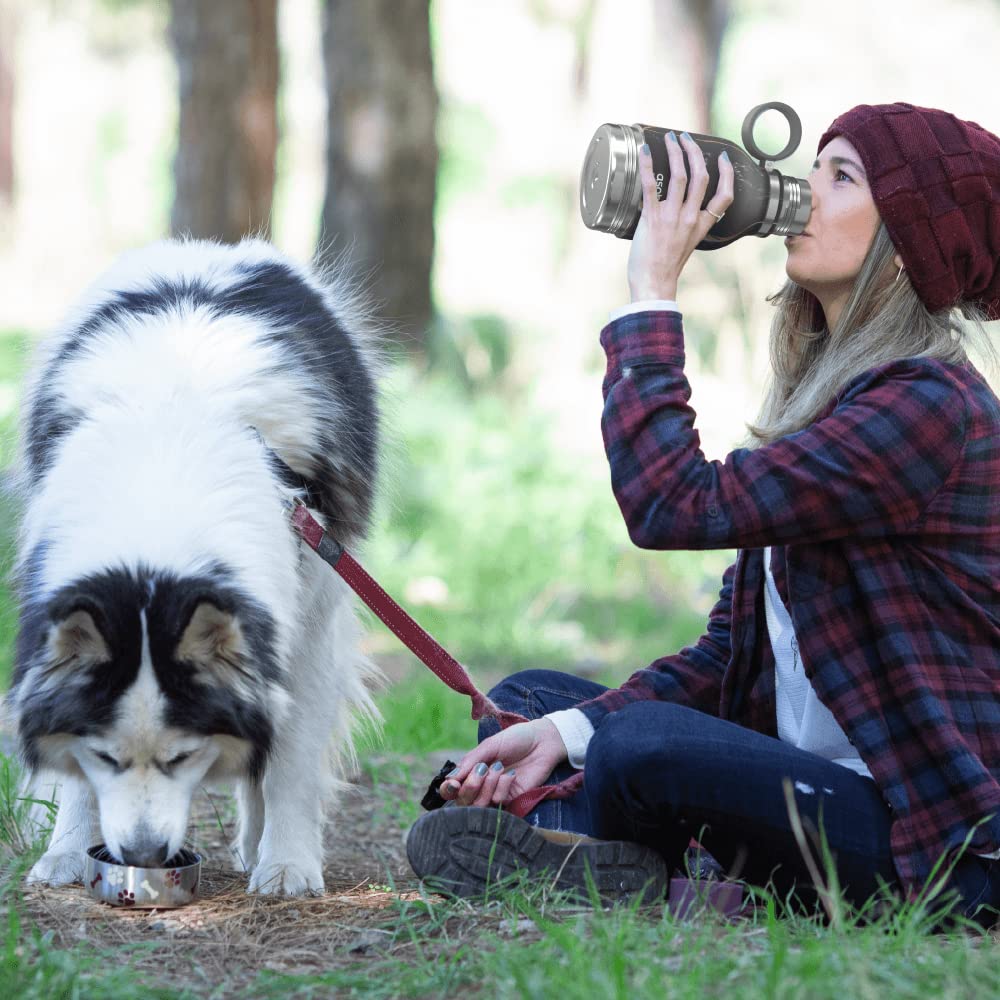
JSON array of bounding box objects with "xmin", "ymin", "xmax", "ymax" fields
[
  {"xmin": 600, "ymin": 305, "xmax": 686, "ymax": 380},
  {"xmin": 544, "ymin": 708, "xmax": 595, "ymax": 770},
  {"xmin": 608, "ymin": 299, "xmax": 680, "ymax": 323}
]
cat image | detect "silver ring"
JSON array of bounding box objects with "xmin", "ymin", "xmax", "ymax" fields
[{"xmin": 704, "ymin": 208, "xmax": 725, "ymax": 222}]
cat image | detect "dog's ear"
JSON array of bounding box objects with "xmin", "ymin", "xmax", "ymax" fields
[
  {"xmin": 46, "ymin": 605, "xmax": 111, "ymax": 671},
  {"xmin": 175, "ymin": 601, "xmax": 248, "ymax": 682}
]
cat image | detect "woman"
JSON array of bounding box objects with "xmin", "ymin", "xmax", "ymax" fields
[{"xmin": 406, "ymin": 103, "xmax": 1000, "ymax": 929}]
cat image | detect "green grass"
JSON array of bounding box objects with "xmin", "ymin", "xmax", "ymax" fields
[
  {"xmin": 0, "ymin": 911, "xmax": 190, "ymax": 1000},
  {"xmin": 0, "ymin": 876, "xmax": 994, "ymax": 1000},
  {"xmin": 236, "ymin": 876, "xmax": 1000, "ymax": 1000}
]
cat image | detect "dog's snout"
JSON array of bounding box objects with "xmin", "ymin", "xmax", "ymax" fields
[{"xmin": 120, "ymin": 840, "xmax": 170, "ymax": 868}]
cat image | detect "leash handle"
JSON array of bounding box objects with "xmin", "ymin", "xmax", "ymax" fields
[{"xmin": 289, "ymin": 501, "xmax": 582, "ymax": 816}]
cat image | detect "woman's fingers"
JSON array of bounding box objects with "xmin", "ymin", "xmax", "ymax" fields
[
  {"xmin": 663, "ymin": 131, "xmax": 688, "ymax": 212},
  {"xmin": 491, "ymin": 768, "xmax": 518, "ymax": 806},
  {"xmin": 438, "ymin": 769, "xmax": 462, "ymax": 800},
  {"xmin": 436, "ymin": 718, "xmax": 563, "ymax": 806},
  {"xmin": 446, "ymin": 729, "xmax": 509, "ymax": 787},
  {"xmin": 642, "ymin": 132, "xmax": 735, "ymax": 232},
  {"xmin": 637, "ymin": 141, "xmax": 659, "ymax": 209},
  {"xmin": 471, "ymin": 761, "xmax": 507, "ymax": 807},
  {"xmin": 446, "ymin": 759, "xmax": 510, "ymax": 806},
  {"xmin": 678, "ymin": 133, "xmax": 710, "ymax": 225},
  {"xmin": 449, "ymin": 761, "xmax": 489, "ymax": 805},
  {"xmin": 438, "ymin": 734, "xmax": 507, "ymax": 801},
  {"xmin": 706, "ymin": 147, "xmax": 735, "ymax": 220},
  {"xmin": 439, "ymin": 758, "xmax": 519, "ymax": 806}
]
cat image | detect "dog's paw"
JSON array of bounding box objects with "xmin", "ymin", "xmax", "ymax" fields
[
  {"xmin": 27, "ymin": 850, "xmax": 86, "ymax": 886},
  {"xmin": 248, "ymin": 858, "xmax": 324, "ymax": 896}
]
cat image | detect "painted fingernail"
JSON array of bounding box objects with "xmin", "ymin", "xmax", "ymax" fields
[
  {"xmin": 667, "ymin": 130, "xmax": 678, "ymax": 143},
  {"xmin": 446, "ymin": 767, "xmax": 459, "ymax": 777},
  {"xmin": 446, "ymin": 781, "xmax": 460, "ymax": 793},
  {"xmin": 474, "ymin": 763, "xmax": 488, "ymax": 777},
  {"xmin": 681, "ymin": 131, "xmax": 692, "ymax": 142},
  {"xmin": 505, "ymin": 769, "xmax": 517, "ymax": 777},
  {"xmin": 720, "ymin": 150, "xmax": 730, "ymax": 162},
  {"xmin": 491, "ymin": 761, "xmax": 504, "ymax": 772},
  {"xmin": 641, "ymin": 142, "xmax": 650, "ymax": 156}
]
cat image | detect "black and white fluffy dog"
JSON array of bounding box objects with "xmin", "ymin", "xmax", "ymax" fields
[{"xmin": 5, "ymin": 238, "xmax": 385, "ymax": 895}]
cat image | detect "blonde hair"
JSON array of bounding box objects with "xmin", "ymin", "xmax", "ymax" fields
[{"xmin": 744, "ymin": 221, "xmax": 1000, "ymax": 447}]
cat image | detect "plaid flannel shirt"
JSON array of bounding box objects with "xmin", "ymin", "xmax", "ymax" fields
[{"xmin": 573, "ymin": 308, "xmax": 1000, "ymax": 895}]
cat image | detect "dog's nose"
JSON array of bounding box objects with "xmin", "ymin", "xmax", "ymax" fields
[{"xmin": 120, "ymin": 840, "xmax": 170, "ymax": 867}]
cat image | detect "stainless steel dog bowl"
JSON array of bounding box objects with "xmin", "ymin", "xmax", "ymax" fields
[{"xmin": 85, "ymin": 844, "xmax": 201, "ymax": 908}]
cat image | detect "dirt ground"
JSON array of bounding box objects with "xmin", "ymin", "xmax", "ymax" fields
[{"xmin": 16, "ymin": 749, "xmax": 460, "ymax": 994}]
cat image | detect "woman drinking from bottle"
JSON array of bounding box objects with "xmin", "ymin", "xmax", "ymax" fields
[{"xmin": 407, "ymin": 103, "xmax": 1000, "ymax": 931}]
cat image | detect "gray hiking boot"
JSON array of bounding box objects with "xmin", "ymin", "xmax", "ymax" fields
[{"xmin": 406, "ymin": 805, "xmax": 669, "ymax": 903}]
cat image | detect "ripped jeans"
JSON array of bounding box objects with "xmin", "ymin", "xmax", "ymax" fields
[{"xmin": 477, "ymin": 669, "xmax": 1000, "ymax": 931}]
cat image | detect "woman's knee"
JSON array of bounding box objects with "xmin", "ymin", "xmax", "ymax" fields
[
  {"xmin": 586, "ymin": 701, "xmax": 704, "ymax": 777},
  {"xmin": 477, "ymin": 668, "xmax": 583, "ymax": 742},
  {"xmin": 485, "ymin": 669, "xmax": 567, "ymax": 707},
  {"xmin": 583, "ymin": 701, "xmax": 702, "ymax": 849}
]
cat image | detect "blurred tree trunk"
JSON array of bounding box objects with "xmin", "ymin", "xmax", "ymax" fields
[
  {"xmin": 320, "ymin": 0, "xmax": 438, "ymax": 357},
  {"xmin": 0, "ymin": 0, "xmax": 18, "ymax": 208},
  {"xmin": 169, "ymin": 0, "xmax": 279, "ymax": 243},
  {"xmin": 655, "ymin": 0, "xmax": 731, "ymax": 131}
]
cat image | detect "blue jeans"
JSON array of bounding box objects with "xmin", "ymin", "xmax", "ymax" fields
[{"xmin": 478, "ymin": 669, "xmax": 1000, "ymax": 930}]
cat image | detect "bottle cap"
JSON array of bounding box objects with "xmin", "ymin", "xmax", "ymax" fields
[{"xmin": 579, "ymin": 123, "xmax": 643, "ymax": 237}]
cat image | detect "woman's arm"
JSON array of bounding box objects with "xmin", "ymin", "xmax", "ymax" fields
[{"xmin": 600, "ymin": 310, "xmax": 968, "ymax": 550}]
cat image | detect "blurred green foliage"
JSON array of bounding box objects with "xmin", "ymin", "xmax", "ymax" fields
[
  {"xmin": 0, "ymin": 331, "xmax": 29, "ymax": 691},
  {"xmin": 365, "ymin": 362, "xmax": 730, "ymax": 682},
  {"xmin": 359, "ymin": 672, "xmax": 479, "ymax": 755},
  {"xmin": 426, "ymin": 311, "xmax": 514, "ymax": 389},
  {"xmin": 434, "ymin": 100, "xmax": 496, "ymax": 216}
]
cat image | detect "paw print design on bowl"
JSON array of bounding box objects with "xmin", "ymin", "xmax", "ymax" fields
[
  {"xmin": 106, "ymin": 868, "xmax": 125, "ymax": 888},
  {"xmin": 117, "ymin": 890, "xmax": 135, "ymax": 906},
  {"xmin": 164, "ymin": 869, "xmax": 183, "ymax": 887}
]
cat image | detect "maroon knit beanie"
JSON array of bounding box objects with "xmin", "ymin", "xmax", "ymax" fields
[{"xmin": 817, "ymin": 102, "xmax": 1000, "ymax": 320}]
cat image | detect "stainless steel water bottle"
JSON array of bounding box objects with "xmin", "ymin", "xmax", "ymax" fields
[{"xmin": 579, "ymin": 101, "xmax": 812, "ymax": 249}]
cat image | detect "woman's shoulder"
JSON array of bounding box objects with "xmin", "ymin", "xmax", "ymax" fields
[{"xmin": 835, "ymin": 354, "xmax": 999, "ymax": 421}]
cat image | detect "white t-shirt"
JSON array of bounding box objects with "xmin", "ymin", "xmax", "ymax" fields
[{"xmin": 762, "ymin": 547, "xmax": 871, "ymax": 777}]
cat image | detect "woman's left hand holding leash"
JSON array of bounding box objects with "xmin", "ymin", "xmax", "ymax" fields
[
  {"xmin": 627, "ymin": 131, "xmax": 735, "ymax": 302},
  {"xmin": 438, "ymin": 719, "xmax": 567, "ymax": 808}
]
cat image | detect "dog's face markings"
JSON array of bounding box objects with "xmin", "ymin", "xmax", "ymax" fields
[
  {"xmin": 47, "ymin": 607, "xmax": 110, "ymax": 673},
  {"xmin": 23, "ymin": 597, "xmax": 116, "ymax": 711},
  {"xmin": 73, "ymin": 608, "xmax": 221, "ymax": 866},
  {"xmin": 14, "ymin": 565, "xmax": 278, "ymax": 866},
  {"xmin": 175, "ymin": 600, "xmax": 256, "ymax": 701}
]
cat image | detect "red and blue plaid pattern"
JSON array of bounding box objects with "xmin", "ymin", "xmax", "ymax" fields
[{"xmin": 575, "ymin": 308, "xmax": 1000, "ymax": 894}]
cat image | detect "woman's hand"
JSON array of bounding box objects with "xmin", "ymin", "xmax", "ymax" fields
[
  {"xmin": 439, "ymin": 718, "xmax": 569, "ymax": 808},
  {"xmin": 627, "ymin": 131, "xmax": 735, "ymax": 302}
]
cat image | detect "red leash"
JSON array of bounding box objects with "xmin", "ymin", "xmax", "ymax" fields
[{"xmin": 289, "ymin": 501, "xmax": 584, "ymax": 817}]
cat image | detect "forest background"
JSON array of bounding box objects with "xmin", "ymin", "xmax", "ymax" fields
[
  {"xmin": 1, "ymin": 0, "xmax": 999, "ymax": 752},
  {"xmin": 3, "ymin": 2, "xmax": 1000, "ymax": 996}
]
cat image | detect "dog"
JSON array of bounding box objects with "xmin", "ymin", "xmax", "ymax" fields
[{"xmin": 5, "ymin": 237, "xmax": 385, "ymax": 895}]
